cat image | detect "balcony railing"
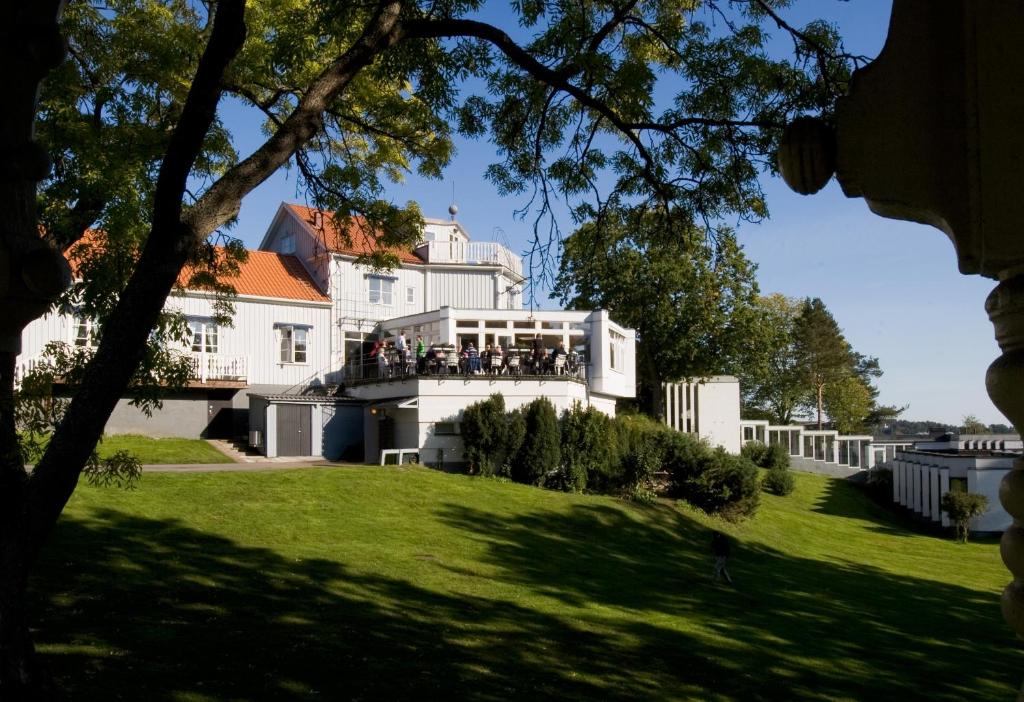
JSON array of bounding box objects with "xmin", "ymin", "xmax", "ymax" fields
[
  {"xmin": 342, "ymin": 347, "xmax": 587, "ymax": 386},
  {"xmin": 13, "ymin": 349, "xmax": 249, "ymax": 387},
  {"xmin": 188, "ymin": 352, "xmax": 248, "ymax": 383},
  {"xmin": 416, "ymin": 241, "xmax": 524, "ymax": 278}
]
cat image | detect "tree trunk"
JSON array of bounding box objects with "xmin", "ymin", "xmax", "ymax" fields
[
  {"xmin": 0, "ymin": 563, "xmax": 57, "ymax": 701},
  {"xmin": 817, "ymin": 383, "xmax": 824, "ymax": 429}
]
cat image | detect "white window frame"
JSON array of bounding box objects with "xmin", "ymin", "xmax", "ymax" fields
[
  {"xmin": 609, "ymin": 330, "xmax": 625, "ymax": 372},
  {"xmin": 368, "ymin": 276, "xmax": 394, "ymax": 306},
  {"xmin": 278, "ymin": 325, "xmax": 309, "ymax": 365},
  {"xmin": 188, "ymin": 319, "xmax": 219, "ymax": 354},
  {"xmin": 72, "ymin": 316, "xmax": 98, "ymax": 349},
  {"xmin": 406, "ymin": 286, "xmax": 415, "ymax": 304}
]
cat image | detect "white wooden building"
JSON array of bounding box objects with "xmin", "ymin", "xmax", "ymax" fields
[
  {"xmin": 17, "ymin": 247, "xmax": 332, "ymax": 438},
  {"xmin": 21, "ymin": 201, "xmax": 643, "ymax": 461}
]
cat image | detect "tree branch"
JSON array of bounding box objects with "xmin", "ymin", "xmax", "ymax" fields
[{"xmin": 184, "ymin": 0, "xmax": 406, "ymax": 236}]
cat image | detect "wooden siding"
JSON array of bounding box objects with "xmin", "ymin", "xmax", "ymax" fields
[
  {"xmin": 167, "ymin": 294, "xmax": 332, "ymax": 387},
  {"xmin": 427, "ymin": 269, "xmax": 497, "ymax": 310}
]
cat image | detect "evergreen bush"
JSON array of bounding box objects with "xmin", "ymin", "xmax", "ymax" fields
[
  {"xmin": 558, "ymin": 402, "xmax": 617, "ymax": 493},
  {"xmin": 671, "ymin": 448, "xmax": 760, "ymax": 520},
  {"xmin": 741, "ymin": 441, "xmax": 789, "ymax": 470},
  {"xmin": 460, "ymin": 394, "xmax": 506, "ymax": 475},
  {"xmin": 762, "ymin": 466, "xmax": 795, "ymax": 496},
  {"xmin": 511, "ymin": 397, "xmax": 562, "ymax": 485}
]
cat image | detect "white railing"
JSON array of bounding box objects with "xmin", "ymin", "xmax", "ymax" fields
[
  {"xmin": 418, "ymin": 241, "xmax": 524, "ymax": 278},
  {"xmin": 14, "ymin": 355, "xmax": 45, "ymax": 386},
  {"xmin": 14, "ymin": 351, "xmax": 249, "ymax": 386},
  {"xmin": 188, "ymin": 352, "xmax": 248, "ymax": 383}
]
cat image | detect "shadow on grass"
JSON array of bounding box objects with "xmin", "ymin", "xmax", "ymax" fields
[
  {"xmin": 810, "ymin": 476, "xmax": 953, "ymax": 538},
  {"xmin": 31, "ymin": 498, "xmax": 1019, "ymax": 701}
]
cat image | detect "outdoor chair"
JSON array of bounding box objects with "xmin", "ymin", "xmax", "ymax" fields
[
  {"xmin": 507, "ymin": 355, "xmax": 521, "ymax": 376},
  {"xmin": 553, "ymin": 355, "xmax": 567, "ymax": 375},
  {"xmin": 446, "ymin": 351, "xmax": 460, "ymax": 374},
  {"xmin": 490, "ymin": 355, "xmax": 503, "ymax": 375}
]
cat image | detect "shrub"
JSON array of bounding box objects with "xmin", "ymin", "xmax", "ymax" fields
[
  {"xmin": 864, "ymin": 466, "xmax": 893, "ymax": 501},
  {"xmin": 613, "ymin": 413, "xmax": 674, "ymax": 493},
  {"xmin": 741, "ymin": 441, "xmax": 789, "ymax": 471},
  {"xmin": 461, "ymin": 394, "xmax": 507, "ymax": 475},
  {"xmin": 941, "ymin": 491, "xmax": 989, "ymax": 543},
  {"xmin": 499, "ymin": 408, "xmax": 526, "ymax": 477},
  {"xmin": 671, "ymin": 448, "xmax": 761, "ymax": 520},
  {"xmin": 558, "ymin": 402, "xmax": 618, "ymax": 493},
  {"xmin": 763, "ymin": 444, "xmax": 790, "ymax": 471},
  {"xmin": 511, "ymin": 398, "xmax": 561, "ymax": 485},
  {"xmin": 740, "ymin": 441, "xmax": 769, "ymax": 466},
  {"xmin": 762, "ymin": 467, "xmax": 795, "ymax": 496}
]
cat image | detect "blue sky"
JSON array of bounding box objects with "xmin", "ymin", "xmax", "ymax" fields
[{"xmin": 224, "ymin": 0, "xmax": 1007, "ymax": 426}]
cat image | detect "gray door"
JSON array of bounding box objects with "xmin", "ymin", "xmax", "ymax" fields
[{"xmin": 277, "ymin": 404, "xmax": 312, "ymax": 456}]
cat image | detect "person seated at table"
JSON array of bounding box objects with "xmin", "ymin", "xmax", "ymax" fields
[
  {"xmin": 537, "ymin": 347, "xmax": 551, "ymax": 374},
  {"xmin": 481, "ymin": 343, "xmax": 492, "ymax": 370},
  {"xmin": 377, "ymin": 342, "xmax": 391, "ymax": 377},
  {"xmin": 490, "ymin": 343, "xmax": 504, "ymax": 374},
  {"xmin": 552, "ymin": 342, "xmax": 567, "ymax": 374}
]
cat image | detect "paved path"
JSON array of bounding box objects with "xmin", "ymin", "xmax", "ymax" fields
[{"xmin": 141, "ymin": 460, "xmax": 354, "ymax": 473}]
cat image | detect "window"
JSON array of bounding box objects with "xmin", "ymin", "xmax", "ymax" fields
[
  {"xmin": 609, "ymin": 330, "xmax": 625, "ymax": 371},
  {"xmin": 406, "ymin": 286, "xmax": 415, "ymax": 304},
  {"xmin": 188, "ymin": 320, "xmax": 218, "ymax": 354},
  {"xmin": 73, "ymin": 316, "xmax": 98, "ymax": 348},
  {"xmin": 743, "ymin": 426, "xmax": 754, "ymax": 442},
  {"xmin": 434, "ymin": 422, "xmax": 460, "ymax": 435},
  {"xmin": 279, "ymin": 326, "xmax": 309, "ymax": 364},
  {"xmin": 368, "ymin": 276, "xmax": 394, "ymax": 305},
  {"xmin": 279, "ymin": 231, "xmax": 296, "ymax": 254}
]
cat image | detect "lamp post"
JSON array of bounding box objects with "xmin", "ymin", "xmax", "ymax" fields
[{"xmin": 778, "ymin": 1, "xmax": 1024, "ymax": 686}]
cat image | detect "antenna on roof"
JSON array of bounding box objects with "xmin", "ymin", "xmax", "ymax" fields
[{"xmin": 449, "ymin": 181, "xmax": 458, "ymax": 220}]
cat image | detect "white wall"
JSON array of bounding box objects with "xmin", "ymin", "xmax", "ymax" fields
[
  {"xmin": 166, "ymin": 293, "xmax": 332, "ymax": 388},
  {"xmin": 664, "ymin": 377, "xmax": 741, "ymax": 454},
  {"xmin": 349, "ymin": 378, "xmax": 606, "ymax": 465}
]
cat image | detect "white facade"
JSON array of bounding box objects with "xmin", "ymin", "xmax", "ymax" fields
[
  {"xmin": 893, "ymin": 449, "xmax": 1015, "ymax": 534},
  {"xmin": 663, "ymin": 377, "xmax": 742, "ymax": 453},
  {"xmin": 22, "ymin": 201, "xmax": 638, "ymax": 454},
  {"xmin": 259, "ymin": 205, "xmax": 526, "ymax": 373}
]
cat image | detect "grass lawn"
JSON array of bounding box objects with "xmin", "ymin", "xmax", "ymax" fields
[
  {"xmin": 96, "ymin": 434, "xmax": 234, "ymax": 464},
  {"xmin": 31, "ymin": 468, "xmax": 1019, "ymax": 701}
]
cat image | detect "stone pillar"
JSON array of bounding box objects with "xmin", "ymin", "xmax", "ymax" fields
[{"xmin": 986, "ymin": 278, "xmax": 1024, "ymax": 648}]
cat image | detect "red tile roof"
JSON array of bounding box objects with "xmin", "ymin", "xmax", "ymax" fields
[
  {"xmin": 209, "ymin": 250, "xmax": 329, "ymax": 303},
  {"xmin": 65, "ymin": 231, "xmax": 328, "ymax": 303},
  {"xmin": 285, "ymin": 203, "xmax": 424, "ymax": 265}
]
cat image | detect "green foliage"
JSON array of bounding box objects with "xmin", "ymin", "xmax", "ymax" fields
[
  {"xmin": 511, "ymin": 398, "xmax": 562, "ymax": 486},
  {"xmin": 960, "ymin": 415, "xmax": 989, "ymax": 434},
  {"xmin": 822, "ymin": 375, "xmax": 873, "ymax": 435},
  {"xmin": 741, "ymin": 440, "xmax": 769, "ymax": 466},
  {"xmin": 941, "ymin": 491, "xmax": 989, "ymax": 543},
  {"xmin": 742, "ymin": 296, "xmax": 884, "ymax": 431},
  {"xmin": 670, "ymin": 448, "xmax": 761, "ymax": 520},
  {"xmin": 554, "ymin": 208, "xmax": 760, "ymax": 412},
  {"xmin": 557, "ymin": 402, "xmax": 618, "ymax": 493},
  {"xmin": 613, "ymin": 413, "xmax": 673, "ymax": 492},
  {"xmin": 762, "ymin": 467, "xmax": 795, "ymax": 496},
  {"xmin": 461, "ymin": 394, "xmax": 507, "ymax": 476},
  {"xmin": 742, "ymin": 442, "xmax": 790, "ymax": 471}
]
